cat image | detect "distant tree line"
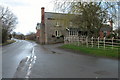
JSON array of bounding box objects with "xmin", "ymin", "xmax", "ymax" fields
[
  {"xmin": 25, "ymin": 32, "xmax": 36, "ymax": 41},
  {"xmin": 0, "ymin": 6, "xmax": 18, "ymax": 43},
  {"xmin": 12, "ymin": 32, "xmax": 25, "ymax": 40}
]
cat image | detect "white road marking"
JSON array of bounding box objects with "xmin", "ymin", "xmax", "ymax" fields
[{"xmin": 25, "ymin": 47, "xmax": 36, "ymax": 78}]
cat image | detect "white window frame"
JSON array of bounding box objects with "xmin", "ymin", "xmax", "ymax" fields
[{"xmin": 55, "ymin": 30, "xmax": 61, "ymax": 37}]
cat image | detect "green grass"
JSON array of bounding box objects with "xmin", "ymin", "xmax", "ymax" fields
[
  {"xmin": 0, "ymin": 40, "xmax": 16, "ymax": 46},
  {"xmin": 61, "ymin": 44, "xmax": 119, "ymax": 58}
]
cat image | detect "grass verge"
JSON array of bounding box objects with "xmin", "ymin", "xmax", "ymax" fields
[
  {"xmin": 60, "ymin": 44, "xmax": 119, "ymax": 59},
  {"xmin": 0, "ymin": 40, "xmax": 16, "ymax": 46}
]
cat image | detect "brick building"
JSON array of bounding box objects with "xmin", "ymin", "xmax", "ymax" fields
[
  {"xmin": 36, "ymin": 7, "xmax": 113, "ymax": 44},
  {"xmin": 36, "ymin": 7, "xmax": 74, "ymax": 44},
  {"xmin": 99, "ymin": 20, "xmax": 113, "ymax": 38}
]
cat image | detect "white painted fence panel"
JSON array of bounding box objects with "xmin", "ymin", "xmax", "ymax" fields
[{"xmin": 64, "ymin": 36, "xmax": 120, "ymax": 49}]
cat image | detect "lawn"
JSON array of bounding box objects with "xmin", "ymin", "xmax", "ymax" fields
[
  {"xmin": 61, "ymin": 44, "xmax": 119, "ymax": 58},
  {"xmin": 0, "ymin": 40, "xmax": 16, "ymax": 46}
]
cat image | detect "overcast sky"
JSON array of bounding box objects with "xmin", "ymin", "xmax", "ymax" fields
[
  {"xmin": 0, "ymin": 0, "xmax": 55, "ymax": 35},
  {"xmin": 0, "ymin": 0, "xmax": 119, "ymax": 35}
]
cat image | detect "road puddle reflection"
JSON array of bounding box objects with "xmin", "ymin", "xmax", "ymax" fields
[{"xmin": 13, "ymin": 47, "xmax": 36, "ymax": 78}]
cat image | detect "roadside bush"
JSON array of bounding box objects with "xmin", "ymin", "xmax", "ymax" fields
[{"xmin": 2, "ymin": 29, "xmax": 8, "ymax": 43}]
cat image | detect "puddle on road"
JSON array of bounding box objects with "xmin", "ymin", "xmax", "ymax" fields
[
  {"xmin": 41, "ymin": 45, "xmax": 62, "ymax": 55},
  {"xmin": 49, "ymin": 51, "xmax": 62, "ymax": 55},
  {"xmin": 13, "ymin": 48, "xmax": 36, "ymax": 78}
]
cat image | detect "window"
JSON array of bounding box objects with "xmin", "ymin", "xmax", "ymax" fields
[
  {"xmin": 56, "ymin": 22, "xmax": 59, "ymax": 27},
  {"xmin": 55, "ymin": 30, "xmax": 61, "ymax": 37},
  {"xmin": 69, "ymin": 31, "xmax": 77, "ymax": 35},
  {"xmin": 36, "ymin": 23, "xmax": 41, "ymax": 29},
  {"xmin": 37, "ymin": 36, "xmax": 39, "ymax": 40},
  {"xmin": 55, "ymin": 30, "xmax": 59, "ymax": 37}
]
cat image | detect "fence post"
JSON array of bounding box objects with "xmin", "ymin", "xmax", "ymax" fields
[
  {"xmin": 68, "ymin": 31, "xmax": 70, "ymax": 44},
  {"xmin": 104, "ymin": 37, "xmax": 106, "ymax": 49},
  {"xmin": 77, "ymin": 37, "xmax": 79, "ymax": 46},
  {"xmin": 75, "ymin": 36, "xmax": 77, "ymax": 46},
  {"xmin": 72, "ymin": 36, "xmax": 73, "ymax": 44},
  {"xmin": 86, "ymin": 36, "xmax": 88, "ymax": 47},
  {"xmin": 98, "ymin": 37, "xmax": 99, "ymax": 48},
  {"xmin": 79, "ymin": 37, "xmax": 81, "ymax": 46},
  {"xmin": 64, "ymin": 37, "xmax": 66, "ymax": 44},
  {"xmin": 68, "ymin": 36, "xmax": 70, "ymax": 44},
  {"xmin": 75, "ymin": 36, "xmax": 77, "ymax": 45},
  {"xmin": 73, "ymin": 36, "xmax": 74, "ymax": 45},
  {"xmin": 74, "ymin": 36, "xmax": 75, "ymax": 45},
  {"xmin": 80, "ymin": 36, "xmax": 82, "ymax": 45},
  {"xmin": 91, "ymin": 37, "xmax": 93, "ymax": 47},
  {"xmin": 112, "ymin": 37, "xmax": 114, "ymax": 49},
  {"xmin": 69, "ymin": 36, "xmax": 70, "ymax": 44},
  {"xmin": 77, "ymin": 32, "xmax": 79, "ymax": 46}
]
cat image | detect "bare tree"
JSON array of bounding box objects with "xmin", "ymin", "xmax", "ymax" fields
[
  {"xmin": 0, "ymin": 6, "xmax": 18, "ymax": 33},
  {"xmin": 0, "ymin": 6, "xmax": 18, "ymax": 43},
  {"xmin": 53, "ymin": 0, "xmax": 119, "ymax": 22}
]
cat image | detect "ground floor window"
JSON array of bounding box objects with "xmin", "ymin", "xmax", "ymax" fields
[
  {"xmin": 69, "ymin": 31, "xmax": 78, "ymax": 35},
  {"xmin": 55, "ymin": 30, "xmax": 61, "ymax": 37},
  {"xmin": 37, "ymin": 36, "xmax": 39, "ymax": 40}
]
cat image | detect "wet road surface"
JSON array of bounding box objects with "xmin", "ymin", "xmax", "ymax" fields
[
  {"xmin": 2, "ymin": 40, "xmax": 118, "ymax": 78},
  {"xmin": 2, "ymin": 39, "xmax": 37, "ymax": 78},
  {"xmin": 29, "ymin": 44, "xmax": 118, "ymax": 78}
]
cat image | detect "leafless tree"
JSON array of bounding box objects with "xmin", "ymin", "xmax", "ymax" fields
[
  {"xmin": 0, "ymin": 6, "xmax": 18, "ymax": 43},
  {"xmin": 0, "ymin": 6, "xmax": 18, "ymax": 33},
  {"xmin": 53, "ymin": 0, "xmax": 119, "ymax": 22}
]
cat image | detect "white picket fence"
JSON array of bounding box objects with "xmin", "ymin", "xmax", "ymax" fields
[{"xmin": 64, "ymin": 36, "xmax": 120, "ymax": 49}]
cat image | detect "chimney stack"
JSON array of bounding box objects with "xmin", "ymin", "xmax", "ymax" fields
[{"xmin": 41, "ymin": 7, "xmax": 45, "ymax": 24}]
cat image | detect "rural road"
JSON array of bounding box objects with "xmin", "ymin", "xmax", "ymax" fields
[
  {"xmin": 2, "ymin": 39, "xmax": 118, "ymax": 78},
  {"xmin": 2, "ymin": 39, "xmax": 37, "ymax": 78}
]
